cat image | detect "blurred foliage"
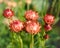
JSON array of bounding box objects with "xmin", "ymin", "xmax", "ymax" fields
[{"xmin": 0, "ymin": 0, "xmax": 60, "ymax": 48}]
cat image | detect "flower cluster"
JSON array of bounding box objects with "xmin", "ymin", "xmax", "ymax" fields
[
  {"xmin": 3, "ymin": 9, "xmax": 41, "ymax": 34},
  {"xmin": 3, "ymin": 8, "xmax": 24, "ymax": 32},
  {"xmin": 43, "ymin": 14, "xmax": 54, "ymax": 39},
  {"xmin": 3, "ymin": 8, "xmax": 55, "ymax": 39},
  {"xmin": 25, "ymin": 10, "xmax": 41, "ymax": 34}
]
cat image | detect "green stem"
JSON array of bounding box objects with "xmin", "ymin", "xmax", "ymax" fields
[
  {"xmin": 30, "ymin": 34, "xmax": 34, "ymax": 48},
  {"xmin": 56, "ymin": 0, "xmax": 60, "ymax": 16},
  {"xmin": 10, "ymin": 32, "xmax": 16, "ymax": 48},
  {"xmin": 41, "ymin": 40, "xmax": 45, "ymax": 48},
  {"xmin": 19, "ymin": 36, "xmax": 23, "ymax": 48},
  {"xmin": 37, "ymin": 33, "xmax": 41, "ymax": 48},
  {"xmin": 41, "ymin": 0, "xmax": 44, "ymax": 17},
  {"xmin": 12, "ymin": 32, "xmax": 14, "ymax": 47},
  {"xmin": 27, "ymin": 4, "xmax": 30, "ymax": 10},
  {"xmin": 38, "ymin": 33, "xmax": 45, "ymax": 48},
  {"xmin": 45, "ymin": 0, "xmax": 49, "ymax": 14},
  {"xmin": 50, "ymin": 0, "xmax": 56, "ymax": 14},
  {"xmin": 13, "ymin": 32, "xmax": 23, "ymax": 48}
]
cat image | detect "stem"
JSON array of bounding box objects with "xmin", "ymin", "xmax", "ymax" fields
[
  {"xmin": 56, "ymin": 0, "xmax": 60, "ymax": 16},
  {"xmin": 45, "ymin": 0, "xmax": 48, "ymax": 14},
  {"xmin": 12, "ymin": 32, "xmax": 23, "ymax": 48},
  {"xmin": 41, "ymin": 0, "xmax": 44, "ymax": 17},
  {"xmin": 50, "ymin": 0, "xmax": 56, "ymax": 14},
  {"xmin": 27, "ymin": 4, "xmax": 30, "ymax": 10},
  {"xmin": 38, "ymin": 33, "xmax": 45, "ymax": 48},
  {"xmin": 19, "ymin": 36, "xmax": 23, "ymax": 48},
  {"xmin": 12, "ymin": 32, "xmax": 14, "ymax": 47},
  {"xmin": 11, "ymin": 32, "xmax": 15, "ymax": 48},
  {"xmin": 41, "ymin": 40, "xmax": 45, "ymax": 48},
  {"xmin": 37, "ymin": 33, "xmax": 41, "ymax": 48},
  {"xmin": 30, "ymin": 34, "xmax": 34, "ymax": 48}
]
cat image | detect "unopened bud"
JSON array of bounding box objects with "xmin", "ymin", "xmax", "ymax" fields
[
  {"xmin": 26, "ymin": 0, "xmax": 32, "ymax": 4},
  {"xmin": 12, "ymin": 2, "xmax": 17, "ymax": 7},
  {"xmin": 0, "ymin": 0, "xmax": 3, "ymax": 4},
  {"xmin": 6, "ymin": 1, "xmax": 12, "ymax": 7}
]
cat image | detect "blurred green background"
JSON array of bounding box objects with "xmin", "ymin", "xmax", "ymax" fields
[{"xmin": 0, "ymin": 0, "xmax": 60, "ymax": 48}]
